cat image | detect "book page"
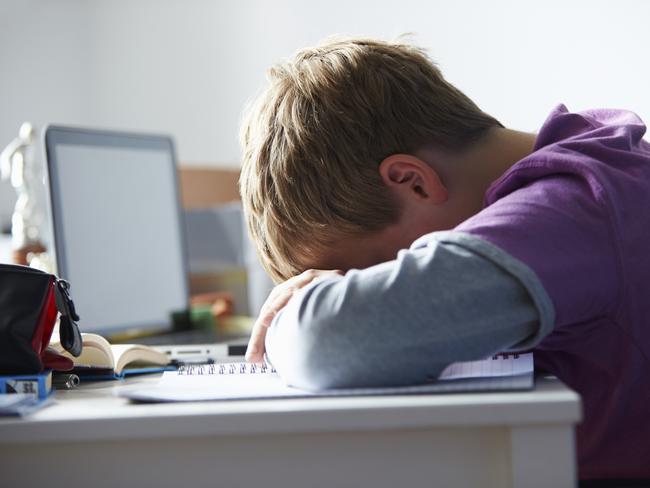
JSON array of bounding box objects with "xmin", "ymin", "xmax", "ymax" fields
[
  {"xmin": 50, "ymin": 332, "xmax": 114, "ymax": 369},
  {"xmin": 112, "ymin": 344, "xmax": 170, "ymax": 375}
]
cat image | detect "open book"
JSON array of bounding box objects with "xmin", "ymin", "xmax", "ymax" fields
[
  {"xmin": 121, "ymin": 353, "xmax": 534, "ymax": 402},
  {"xmin": 50, "ymin": 332, "xmax": 171, "ymax": 379}
]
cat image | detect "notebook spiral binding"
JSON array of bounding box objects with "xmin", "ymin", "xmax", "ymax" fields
[
  {"xmin": 178, "ymin": 362, "xmax": 277, "ymax": 376},
  {"xmin": 491, "ymin": 353, "xmax": 521, "ymax": 360},
  {"xmin": 177, "ymin": 354, "xmax": 525, "ymax": 377}
]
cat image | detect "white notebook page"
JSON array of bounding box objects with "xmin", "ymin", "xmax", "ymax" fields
[
  {"xmin": 438, "ymin": 353, "xmax": 533, "ymax": 380},
  {"xmin": 120, "ymin": 353, "xmax": 534, "ymax": 403}
]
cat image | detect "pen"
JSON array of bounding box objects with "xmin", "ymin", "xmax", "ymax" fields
[{"xmin": 53, "ymin": 373, "xmax": 80, "ymax": 390}]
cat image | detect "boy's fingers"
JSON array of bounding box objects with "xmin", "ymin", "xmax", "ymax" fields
[
  {"xmin": 245, "ymin": 292, "xmax": 288, "ymax": 363},
  {"xmin": 245, "ymin": 269, "xmax": 344, "ymax": 363},
  {"xmin": 245, "ymin": 318, "xmax": 269, "ymax": 363},
  {"xmin": 245, "ymin": 335, "xmax": 266, "ymax": 363},
  {"xmin": 245, "ymin": 293, "xmax": 289, "ymax": 363}
]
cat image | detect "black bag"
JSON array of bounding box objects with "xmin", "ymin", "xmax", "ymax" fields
[{"xmin": 0, "ymin": 263, "xmax": 82, "ymax": 374}]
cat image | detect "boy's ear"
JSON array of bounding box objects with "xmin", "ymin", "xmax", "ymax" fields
[{"xmin": 379, "ymin": 154, "xmax": 448, "ymax": 204}]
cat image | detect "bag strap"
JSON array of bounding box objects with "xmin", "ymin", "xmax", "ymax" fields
[{"xmin": 54, "ymin": 279, "xmax": 82, "ymax": 357}]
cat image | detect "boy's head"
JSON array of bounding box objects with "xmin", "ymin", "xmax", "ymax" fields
[{"xmin": 240, "ymin": 37, "xmax": 501, "ymax": 282}]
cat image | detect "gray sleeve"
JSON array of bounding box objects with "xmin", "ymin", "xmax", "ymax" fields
[{"xmin": 264, "ymin": 231, "xmax": 555, "ymax": 390}]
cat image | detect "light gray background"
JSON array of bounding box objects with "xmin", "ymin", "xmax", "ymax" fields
[{"xmin": 2, "ymin": 0, "xmax": 650, "ymax": 224}]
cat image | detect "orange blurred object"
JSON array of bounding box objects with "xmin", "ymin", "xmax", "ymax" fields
[{"xmin": 190, "ymin": 292, "xmax": 234, "ymax": 318}]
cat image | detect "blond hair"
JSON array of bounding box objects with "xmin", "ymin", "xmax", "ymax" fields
[{"xmin": 240, "ymin": 37, "xmax": 501, "ymax": 282}]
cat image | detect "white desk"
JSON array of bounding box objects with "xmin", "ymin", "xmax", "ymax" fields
[{"xmin": 0, "ymin": 374, "xmax": 580, "ymax": 488}]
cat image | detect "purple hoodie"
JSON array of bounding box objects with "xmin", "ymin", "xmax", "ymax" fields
[{"xmin": 457, "ymin": 104, "xmax": 650, "ymax": 479}]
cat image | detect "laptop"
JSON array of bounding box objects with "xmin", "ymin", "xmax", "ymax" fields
[{"xmin": 44, "ymin": 125, "xmax": 247, "ymax": 361}]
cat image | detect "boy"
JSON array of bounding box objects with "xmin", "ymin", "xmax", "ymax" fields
[{"xmin": 239, "ymin": 38, "xmax": 650, "ymax": 480}]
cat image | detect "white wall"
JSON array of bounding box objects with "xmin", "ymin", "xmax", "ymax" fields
[{"xmin": 2, "ymin": 0, "xmax": 650, "ymax": 225}]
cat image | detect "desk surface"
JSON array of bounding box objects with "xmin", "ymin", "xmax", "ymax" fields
[
  {"xmin": 0, "ymin": 371, "xmax": 582, "ymax": 488},
  {"xmin": 0, "ymin": 373, "xmax": 580, "ymax": 445}
]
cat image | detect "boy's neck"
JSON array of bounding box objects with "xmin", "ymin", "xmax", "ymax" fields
[
  {"xmin": 453, "ymin": 127, "xmax": 536, "ymax": 188},
  {"xmin": 411, "ymin": 128, "xmax": 537, "ymax": 227}
]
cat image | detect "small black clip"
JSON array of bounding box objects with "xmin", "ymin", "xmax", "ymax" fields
[
  {"xmin": 55, "ymin": 279, "xmax": 82, "ymax": 357},
  {"xmin": 55, "ymin": 279, "xmax": 80, "ymax": 321}
]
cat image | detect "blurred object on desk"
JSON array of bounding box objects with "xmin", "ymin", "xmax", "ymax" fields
[
  {"xmin": 0, "ymin": 180, "xmax": 14, "ymax": 234},
  {"xmin": 0, "ymin": 123, "xmax": 51, "ymax": 268},
  {"xmin": 185, "ymin": 202, "xmax": 245, "ymax": 271},
  {"xmin": 179, "ymin": 168, "xmax": 274, "ymax": 317},
  {"xmin": 189, "ymin": 291, "xmax": 254, "ymax": 337},
  {"xmin": 184, "ymin": 203, "xmax": 250, "ymax": 315},
  {"xmin": 190, "ymin": 291, "xmax": 234, "ymax": 319}
]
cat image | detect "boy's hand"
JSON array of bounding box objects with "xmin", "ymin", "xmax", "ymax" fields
[{"xmin": 245, "ymin": 269, "xmax": 342, "ymax": 364}]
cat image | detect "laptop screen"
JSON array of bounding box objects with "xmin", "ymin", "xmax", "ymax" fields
[{"xmin": 45, "ymin": 126, "xmax": 188, "ymax": 335}]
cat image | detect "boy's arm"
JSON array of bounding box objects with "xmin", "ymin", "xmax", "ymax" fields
[{"xmin": 263, "ymin": 232, "xmax": 554, "ymax": 390}]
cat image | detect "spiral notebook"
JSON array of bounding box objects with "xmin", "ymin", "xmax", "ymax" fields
[{"xmin": 121, "ymin": 353, "xmax": 534, "ymax": 403}]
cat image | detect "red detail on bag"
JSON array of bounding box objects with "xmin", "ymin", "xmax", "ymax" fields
[
  {"xmin": 30, "ymin": 278, "xmax": 58, "ymax": 357},
  {"xmin": 42, "ymin": 348, "xmax": 74, "ymax": 371},
  {"xmin": 26, "ymin": 278, "xmax": 73, "ymax": 371}
]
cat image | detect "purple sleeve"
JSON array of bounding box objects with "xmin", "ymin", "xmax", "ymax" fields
[{"xmin": 456, "ymin": 173, "xmax": 621, "ymax": 328}]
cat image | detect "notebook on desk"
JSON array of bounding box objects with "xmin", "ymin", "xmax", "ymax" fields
[
  {"xmin": 44, "ymin": 126, "xmax": 247, "ymax": 360},
  {"xmin": 120, "ymin": 353, "xmax": 535, "ymax": 403}
]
